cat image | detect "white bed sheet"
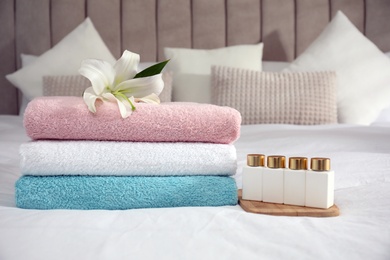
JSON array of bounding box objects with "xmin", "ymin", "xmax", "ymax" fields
[{"xmin": 0, "ymin": 115, "xmax": 389, "ymax": 260}]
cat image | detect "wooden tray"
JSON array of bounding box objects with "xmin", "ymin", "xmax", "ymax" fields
[{"xmin": 238, "ymin": 189, "xmax": 339, "ymax": 217}]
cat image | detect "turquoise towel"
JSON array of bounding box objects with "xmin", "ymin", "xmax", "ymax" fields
[{"xmin": 16, "ymin": 176, "xmax": 238, "ymax": 210}]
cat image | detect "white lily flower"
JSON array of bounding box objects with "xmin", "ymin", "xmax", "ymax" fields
[{"xmin": 79, "ymin": 50, "xmax": 164, "ymax": 118}]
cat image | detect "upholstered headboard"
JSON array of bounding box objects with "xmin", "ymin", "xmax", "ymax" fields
[{"xmin": 1, "ymin": 0, "xmax": 390, "ymax": 115}]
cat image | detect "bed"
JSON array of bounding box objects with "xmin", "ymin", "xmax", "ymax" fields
[{"xmin": 1, "ymin": 0, "xmax": 390, "ymax": 259}]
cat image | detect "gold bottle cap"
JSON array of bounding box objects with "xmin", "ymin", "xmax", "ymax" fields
[
  {"xmin": 289, "ymin": 157, "xmax": 308, "ymax": 170},
  {"xmin": 311, "ymin": 157, "xmax": 331, "ymax": 171},
  {"xmin": 267, "ymin": 155, "xmax": 286, "ymax": 168},
  {"xmin": 247, "ymin": 154, "xmax": 265, "ymax": 167}
]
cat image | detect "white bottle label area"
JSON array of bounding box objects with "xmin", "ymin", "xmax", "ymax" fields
[
  {"xmin": 242, "ymin": 166, "xmax": 263, "ymax": 201},
  {"xmin": 284, "ymin": 169, "xmax": 306, "ymax": 206},
  {"xmin": 262, "ymin": 168, "xmax": 284, "ymax": 204},
  {"xmin": 305, "ymin": 170, "xmax": 334, "ymax": 209}
]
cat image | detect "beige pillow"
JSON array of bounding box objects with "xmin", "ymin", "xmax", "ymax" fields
[
  {"xmin": 211, "ymin": 66, "xmax": 337, "ymax": 125},
  {"xmin": 42, "ymin": 71, "xmax": 173, "ymax": 102},
  {"xmin": 43, "ymin": 75, "xmax": 89, "ymax": 97}
]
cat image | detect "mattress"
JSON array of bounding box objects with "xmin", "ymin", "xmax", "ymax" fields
[{"xmin": 0, "ymin": 115, "xmax": 389, "ymax": 259}]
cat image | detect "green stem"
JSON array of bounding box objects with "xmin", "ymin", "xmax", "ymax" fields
[{"xmin": 115, "ymin": 92, "xmax": 136, "ymax": 111}]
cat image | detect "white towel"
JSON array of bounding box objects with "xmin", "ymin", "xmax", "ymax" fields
[{"xmin": 20, "ymin": 141, "xmax": 237, "ymax": 176}]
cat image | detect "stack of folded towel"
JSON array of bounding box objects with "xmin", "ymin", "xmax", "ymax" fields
[{"xmin": 16, "ymin": 96, "xmax": 241, "ymax": 210}]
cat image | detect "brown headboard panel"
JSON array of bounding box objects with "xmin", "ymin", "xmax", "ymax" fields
[{"xmin": 1, "ymin": 0, "xmax": 390, "ymax": 115}]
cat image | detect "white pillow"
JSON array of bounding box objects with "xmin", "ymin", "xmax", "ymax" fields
[
  {"xmin": 6, "ymin": 17, "xmax": 116, "ymax": 101},
  {"xmin": 164, "ymin": 43, "xmax": 263, "ymax": 103},
  {"xmin": 283, "ymin": 11, "xmax": 390, "ymax": 125},
  {"xmin": 262, "ymin": 61, "xmax": 290, "ymax": 72},
  {"xmin": 18, "ymin": 54, "xmax": 37, "ymax": 115},
  {"xmin": 373, "ymin": 52, "xmax": 390, "ymax": 123},
  {"xmin": 20, "ymin": 54, "xmax": 37, "ymax": 67},
  {"xmin": 174, "ymin": 74, "xmax": 211, "ymax": 103},
  {"xmin": 374, "ymin": 106, "xmax": 390, "ymax": 122}
]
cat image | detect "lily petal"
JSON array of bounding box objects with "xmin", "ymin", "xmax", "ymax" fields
[
  {"xmin": 116, "ymin": 74, "xmax": 164, "ymax": 98},
  {"xmin": 113, "ymin": 50, "xmax": 140, "ymax": 89},
  {"xmin": 83, "ymin": 87, "xmax": 101, "ymax": 113},
  {"xmin": 135, "ymin": 93, "xmax": 161, "ymax": 104},
  {"xmin": 79, "ymin": 59, "xmax": 115, "ymax": 95},
  {"xmin": 102, "ymin": 92, "xmax": 135, "ymax": 118}
]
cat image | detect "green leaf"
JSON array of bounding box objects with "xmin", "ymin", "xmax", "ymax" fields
[{"xmin": 134, "ymin": 59, "xmax": 170, "ymax": 79}]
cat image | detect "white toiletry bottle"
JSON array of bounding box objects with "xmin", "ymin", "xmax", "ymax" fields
[
  {"xmin": 305, "ymin": 158, "xmax": 334, "ymax": 209},
  {"xmin": 262, "ymin": 155, "xmax": 285, "ymax": 204},
  {"xmin": 284, "ymin": 157, "xmax": 307, "ymax": 206},
  {"xmin": 242, "ymin": 154, "xmax": 265, "ymax": 201}
]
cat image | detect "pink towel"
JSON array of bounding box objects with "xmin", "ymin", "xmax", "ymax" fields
[{"xmin": 24, "ymin": 97, "xmax": 241, "ymax": 144}]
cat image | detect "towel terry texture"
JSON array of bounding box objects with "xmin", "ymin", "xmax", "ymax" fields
[
  {"xmin": 24, "ymin": 96, "xmax": 241, "ymax": 144},
  {"xmin": 17, "ymin": 96, "xmax": 241, "ymax": 210},
  {"xmin": 20, "ymin": 141, "xmax": 237, "ymax": 176},
  {"xmin": 16, "ymin": 175, "xmax": 238, "ymax": 210}
]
